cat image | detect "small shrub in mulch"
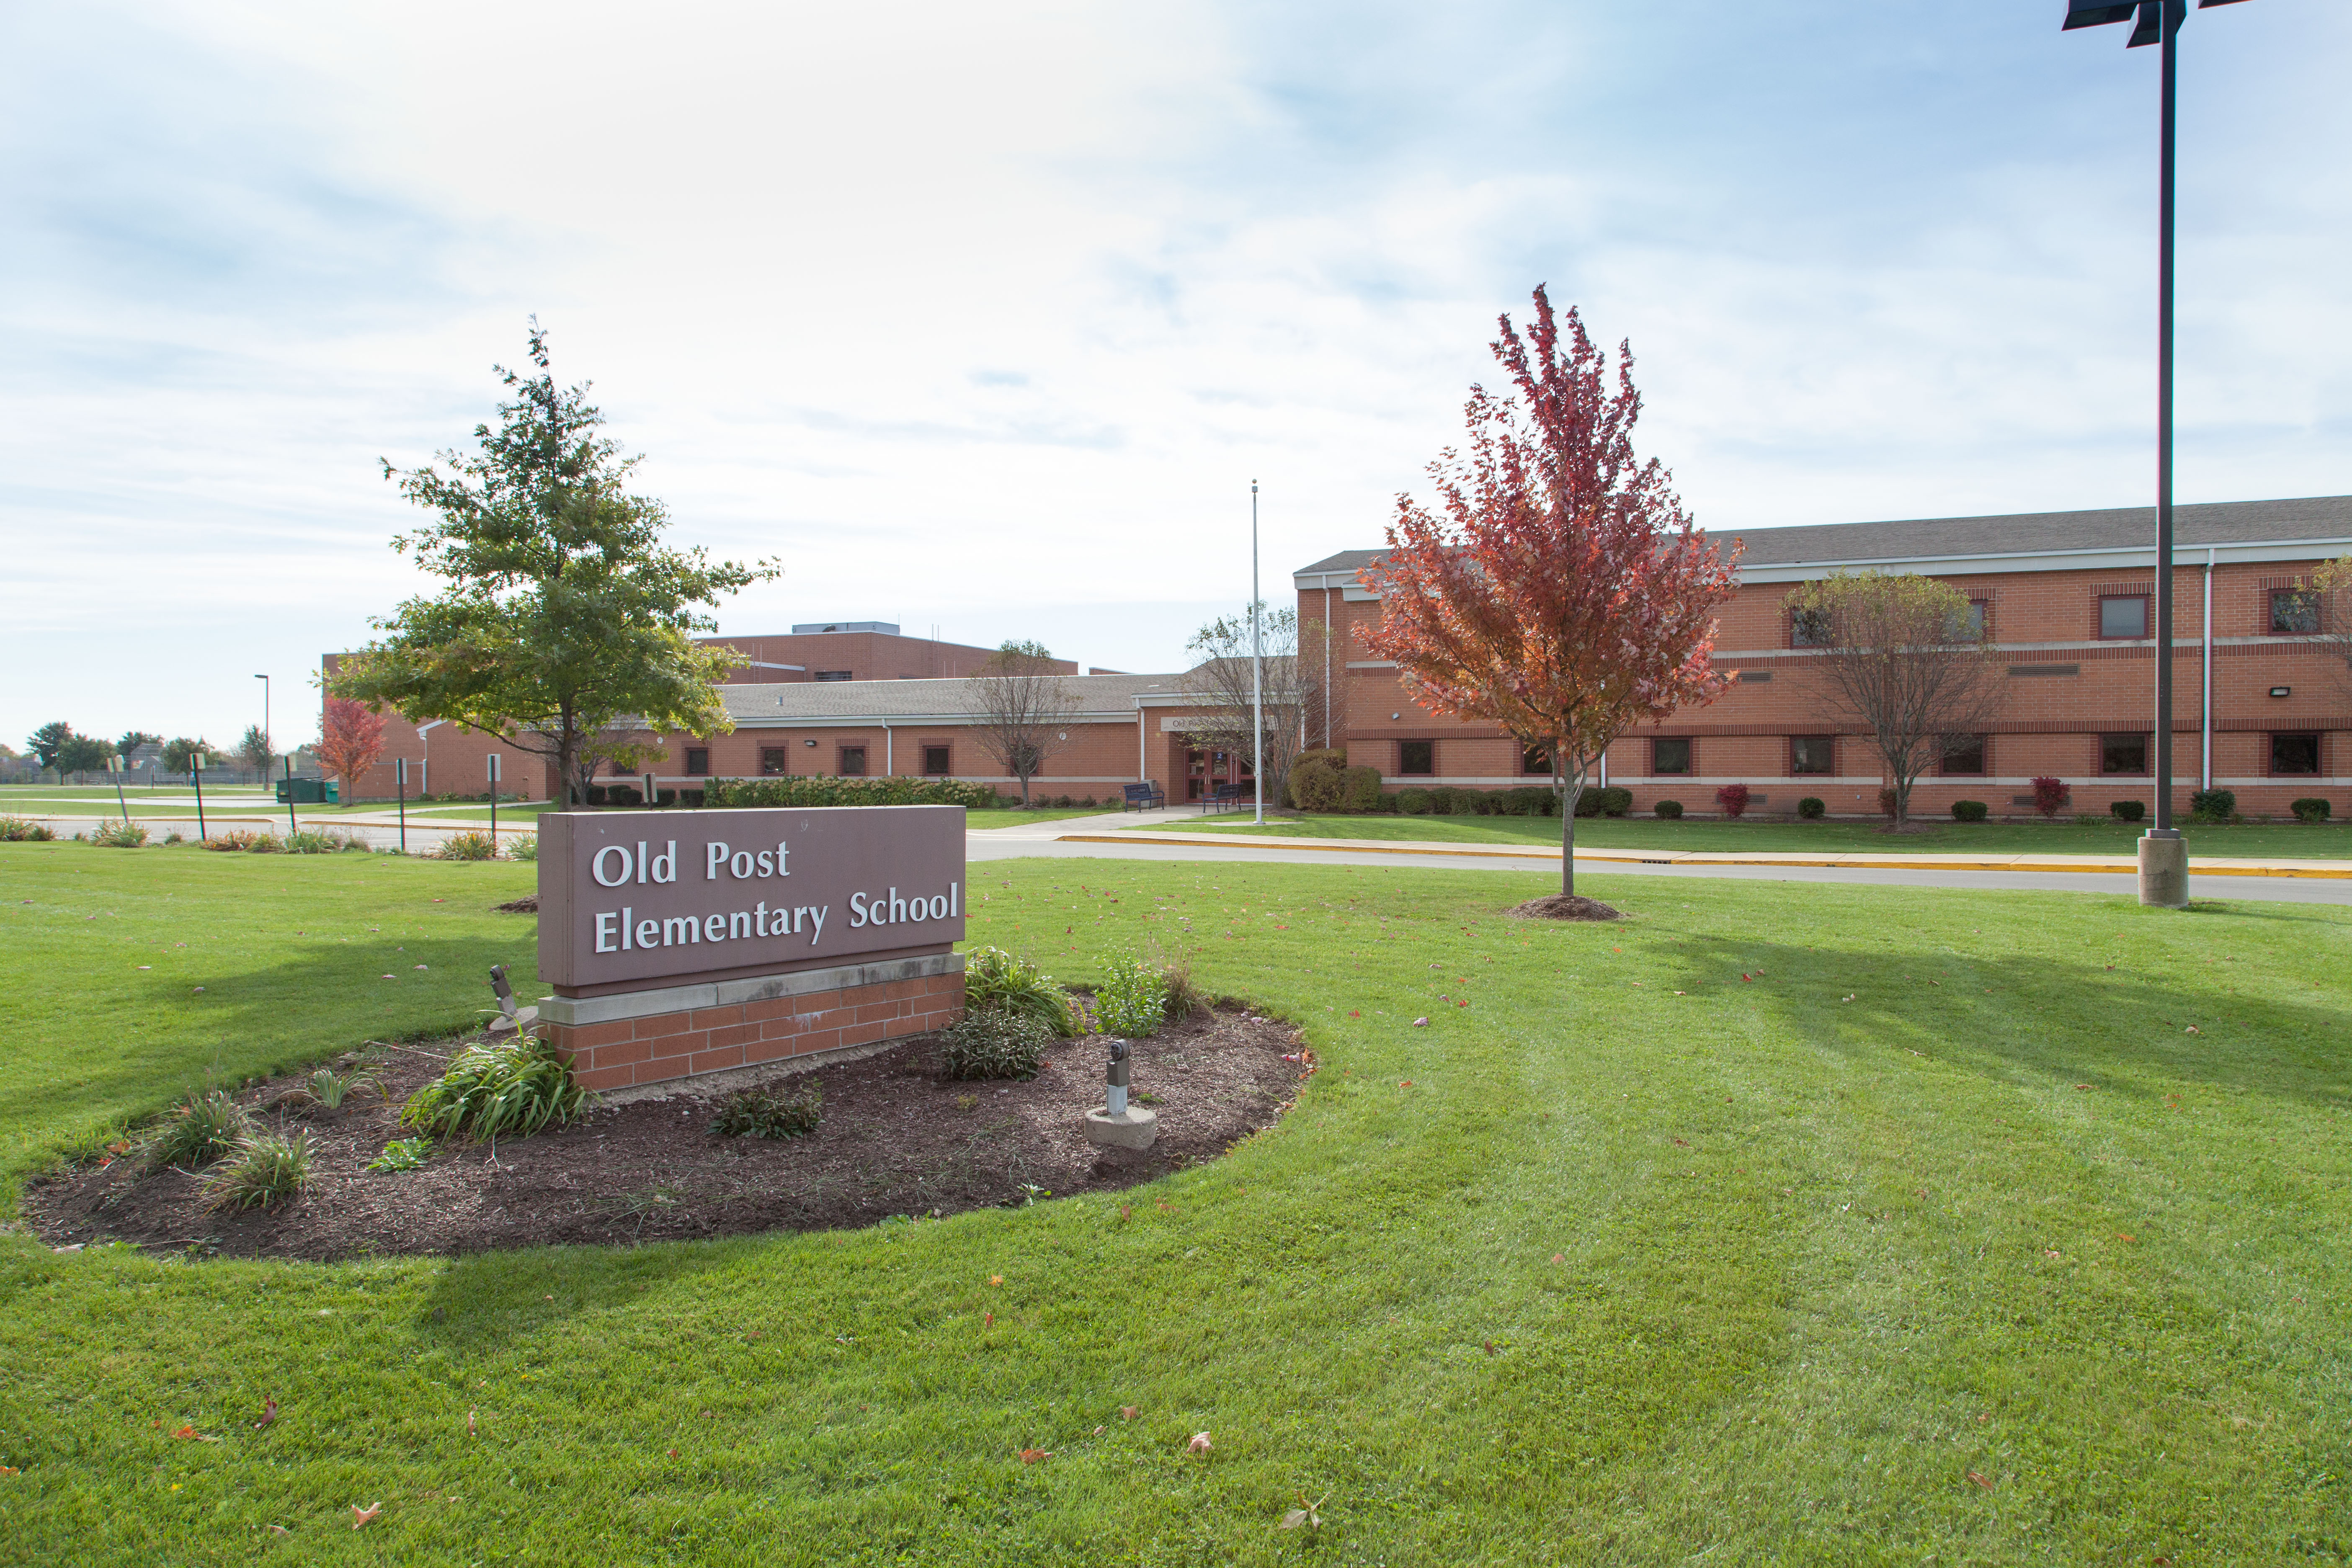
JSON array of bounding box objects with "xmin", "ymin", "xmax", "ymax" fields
[
  {"xmin": 26, "ymin": 1007, "xmax": 1304, "ymax": 1261},
  {"xmin": 1506, "ymin": 894, "xmax": 1624, "ymax": 922},
  {"xmin": 940, "ymin": 1006, "xmax": 1055, "ymax": 1080},
  {"xmin": 710, "ymin": 1081, "xmax": 821, "ymax": 1140}
]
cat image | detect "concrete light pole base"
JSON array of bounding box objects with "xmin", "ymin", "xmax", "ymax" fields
[
  {"xmin": 2138, "ymin": 830, "xmax": 2189, "ymax": 908},
  {"xmin": 1083, "ymin": 1104, "xmax": 1158, "ymax": 1151}
]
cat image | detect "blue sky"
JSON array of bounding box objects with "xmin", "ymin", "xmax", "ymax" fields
[{"xmin": 3, "ymin": 0, "xmax": 2345, "ymax": 749}]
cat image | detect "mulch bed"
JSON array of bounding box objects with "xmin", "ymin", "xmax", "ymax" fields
[
  {"xmin": 1507, "ymin": 894, "xmax": 1623, "ymax": 921},
  {"xmin": 24, "ymin": 1007, "xmax": 1305, "ymax": 1262}
]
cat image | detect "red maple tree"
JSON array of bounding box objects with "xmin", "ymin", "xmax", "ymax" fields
[
  {"xmin": 1359, "ymin": 286, "xmax": 1741, "ymax": 895},
  {"xmin": 316, "ymin": 695, "xmax": 389, "ymax": 795}
]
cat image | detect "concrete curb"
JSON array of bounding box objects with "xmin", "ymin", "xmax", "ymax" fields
[{"xmin": 1054, "ymin": 832, "xmax": 2352, "ymax": 880}]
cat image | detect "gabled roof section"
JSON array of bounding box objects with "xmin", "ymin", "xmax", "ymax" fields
[
  {"xmin": 1295, "ymin": 495, "xmax": 2352, "ymax": 585},
  {"xmin": 1730, "ymin": 494, "xmax": 2352, "ymax": 567},
  {"xmin": 718, "ymin": 671, "xmax": 1188, "ymax": 725}
]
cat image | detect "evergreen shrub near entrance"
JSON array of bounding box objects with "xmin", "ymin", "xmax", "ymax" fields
[{"xmin": 701, "ymin": 776, "xmax": 999, "ymax": 810}]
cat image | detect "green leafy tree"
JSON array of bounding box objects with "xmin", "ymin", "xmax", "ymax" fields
[
  {"xmin": 331, "ymin": 322, "xmax": 778, "ymax": 803},
  {"xmin": 162, "ymin": 738, "xmax": 216, "ymax": 773},
  {"xmin": 57, "ymin": 733, "xmax": 113, "ymax": 774},
  {"xmin": 237, "ymin": 724, "xmax": 276, "ymax": 779},
  {"xmin": 116, "ymin": 730, "xmax": 162, "ymax": 758},
  {"xmin": 26, "ymin": 722, "xmax": 74, "ymax": 773}
]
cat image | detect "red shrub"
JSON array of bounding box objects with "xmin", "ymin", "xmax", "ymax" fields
[
  {"xmin": 1715, "ymin": 784, "xmax": 1751, "ymax": 819},
  {"xmin": 2030, "ymin": 776, "xmax": 2069, "ymax": 819},
  {"xmin": 1877, "ymin": 787, "xmax": 1900, "ymax": 821}
]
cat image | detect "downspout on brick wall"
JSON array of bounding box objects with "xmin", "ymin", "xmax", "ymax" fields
[{"xmin": 2201, "ymin": 547, "xmax": 2215, "ymax": 790}]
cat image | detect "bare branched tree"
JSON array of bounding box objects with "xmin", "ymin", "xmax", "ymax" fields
[
  {"xmin": 2302, "ymin": 557, "xmax": 2352, "ymax": 698},
  {"xmin": 1786, "ymin": 571, "xmax": 2006, "ymax": 824},
  {"xmin": 970, "ymin": 640, "xmax": 1079, "ymax": 806},
  {"xmin": 1181, "ymin": 605, "xmax": 1333, "ymax": 808}
]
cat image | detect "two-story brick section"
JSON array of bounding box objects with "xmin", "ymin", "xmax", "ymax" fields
[{"xmin": 1296, "ymin": 494, "xmax": 2352, "ymax": 819}]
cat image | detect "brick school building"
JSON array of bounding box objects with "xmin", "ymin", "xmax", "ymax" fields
[{"xmin": 1296, "ymin": 494, "xmax": 2352, "ymax": 820}]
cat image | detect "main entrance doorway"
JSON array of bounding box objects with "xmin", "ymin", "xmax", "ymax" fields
[{"xmin": 1184, "ymin": 746, "xmax": 1253, "ymax": 801}]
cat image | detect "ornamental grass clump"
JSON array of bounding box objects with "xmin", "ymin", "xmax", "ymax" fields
[
  {"xmin": 0, "ymin": 816, "xmax": 56, "ymax": 841},
  {"xmin": 939, "ymin": 1006, "xmax": 1054, "ymax": 1081},
  {"xmin": 433, "ymin": 830, "xmax": 502, "ymax": 861},
  {"xmin": 206, "ymin": 830, "xmax": 285, "ymax": 853},
  {"xmin": 201, "ymin": 1130, "xmax": 315, "ymax": 1211},
  {"xmin": 1091, "ymin": 949, "xmax": 1171, "ymax": 1038},
  {"xmin": 710, "ymin": 1079, "xmax": 823, "ymax": 1140},
  {"xmin": 401, "ymin": 1034, "xmax": 588, "ymax": 1142},
  {"xmin": 961, "ymin": 946, "xmax": 1078, "ymax": 1037},
  {"xmin": 287, "ymin": 828, "xmax": 364, "ymax": 854},
  {"xmin": 90, "ymin": 819, "xmax": 149, "ymax": 848},
  {"xmin": 143, "ymin": 1089, "xmax": 255, "ymax": 1170}
]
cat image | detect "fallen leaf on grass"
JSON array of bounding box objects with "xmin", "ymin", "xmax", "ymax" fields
[
  {"xmin": 2184, "ymin": 1026, "xmax": 2200, "ymax": 1034},
  {"xmin": 983, "ymin": 1312, "xmax": 994, "ymax": 1329},
  {"xmin": 467, "ymin": 1409, "xmax": 476, "ymax": 1437},
  {"xmin": 170, "ymin": 1426, "xmax": 219, "ymax": 1443},
  {"xmin": 1121, "ymin": 1406, "xmax": 1139, "ymax": 1421},
  {"xmin": 1347, "ymin": 1010, "xmax": 1360, "ymax": 1018},
  {"xmin": 989, "ymin": 1275, "xmax": 1003, "ymax": 1286},
  {"xmin": 1399, "ymin": 1080, "xmax": 1413, "ymax": 1088},
  {"xmin": 1411, "ymin": 1017, "xmax": 1429, "ymax": 1027},
  {"xmin": 1188, "ymin": 1432, "xmax": 1212, "ymax": 1454},
  {"xmin": 253, "ymin": 1397, "xmax": 278, "ymax": 1431},
  {"xmin": 1551, "ymin": 1253, "xmax": 1563, "ymax": 1264},
  {"xmin": 265, "ymin": 1524, "xmax": 288, "ymax": 1535},
  {"xmin": 1965, "ymin": 1470, "xmax": 1994, "ymax": 1491},
  {"xmin": 351, "ymin": 1503, "xmax": 381, "ymax": 1529},
  {"xmin": 2116, "ymin": 1233, "xmax": 2135, "ymax": 1243},
  {"xmin": 1019, "ymin": 1448, "xmax": 1052, "ymax": 1465}
]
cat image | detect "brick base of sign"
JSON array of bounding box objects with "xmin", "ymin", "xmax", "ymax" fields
[{"xmin": 537, "ymin": 953, "xmax": 966, "ymax": 1092}]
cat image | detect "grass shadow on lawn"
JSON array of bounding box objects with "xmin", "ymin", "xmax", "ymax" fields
[{"xmin": 1645, "ymin": 919, "xmax": 2352, "ymax": 1112}]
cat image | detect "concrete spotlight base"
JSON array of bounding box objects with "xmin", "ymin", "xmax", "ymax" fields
[
  {"xmin": 1083, "ymin": 1104, "xmax": 1159, "ymax": 1151},
  {"xmin": 2138, "ymin": 830, "xmax": 2189, "ymax": 908}
]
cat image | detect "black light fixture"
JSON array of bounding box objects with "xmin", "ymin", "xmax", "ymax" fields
[
  {"xmin": 2270, "ymin": 686, "xmax": 2291, "ymax": 699},
  {"xmin": 2062, "ymin": 0, "xmax": 2255, "ymax": 903}
]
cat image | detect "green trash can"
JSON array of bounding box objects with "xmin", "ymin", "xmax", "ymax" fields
[{"xmin": 274, "ymin": 778, "xmax": 332, "ymax": 805}]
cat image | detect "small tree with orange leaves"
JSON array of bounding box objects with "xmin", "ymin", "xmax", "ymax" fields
[
  {"xmin": 315, "ymin": 696, "xmax": 389, "ymax": 798},
  {"xmin": 1360, "ymin": 286, "xmax": 1740, "ymax": 897}
]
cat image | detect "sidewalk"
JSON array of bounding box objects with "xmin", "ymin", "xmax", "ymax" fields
[{"xmin": 1053, "ymin": 826, "xmax": 2352, "ymax": 880}]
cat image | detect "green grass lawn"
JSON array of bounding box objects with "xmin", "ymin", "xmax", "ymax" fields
[
  {"xmin": 1153, "ymin": 810, "xmax": 2352, "ymax": 859},
  {"xmin": 4, "ymin": 843, "xmax": 2351, "ymax": 1562}
]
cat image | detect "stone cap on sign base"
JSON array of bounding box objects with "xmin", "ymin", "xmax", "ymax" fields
[{"xmin": 536, "ymin": 952, "xmax": 963, "ymax": 1029}]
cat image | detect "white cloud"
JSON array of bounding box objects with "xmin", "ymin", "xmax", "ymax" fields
[{"xmin": 1, "ymin": 0, "xmax": 2345, "ymax": 743}]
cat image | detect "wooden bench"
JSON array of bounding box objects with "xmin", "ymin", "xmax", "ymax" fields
[{"xmin": 1122, "ymin": 782, "xmax": 1166, "ymax": 812}]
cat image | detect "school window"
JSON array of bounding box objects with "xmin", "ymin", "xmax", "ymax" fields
[
  {"xmin": 684, "ymin": 748, "xmax": 710, "ymax": 776},
  {"xmin": 1790, "ymin": 735, "xmax": 1834, "ymax": 776},
  {"xmin": 1653, "ymin": 737, "xmax": 1692, "ymax": 776},
  {"xmin": 1941, "ymin": 735, "xmax": 1988, "ymax": 775},
  {"xmin": 2270, "ymin": 589, "xmax": 2321, "ymax": 635},
  {"xmin": 838, "ymin": 745, "xmax": 867, "ymax": 776},
  {"xmin": 759, "ymin": 747, "xmax": 790, "ymax": 776},
  {"xmin": 1521, "ymin": 743, "xmax": 1552, "ymax": 776},
  {"xmin": 1398, "ymin": 740, "xmax": 1435, "ymax": 776},
  {"xmin": 815, "ymin": 670, "xmax": 853, "ymax": 682},
  {"xmin": 922, "ymin": 743, "xmax": 952, "ymax": 776},
  {"xmin": 2101, "ymin": 733, "xmax": 2149, "ymax": 775},
  {"xmin": 1955, "ymin": 600, "xmax": 1989, "ymax": 640},
  {"xmin": 2271, "ymin": 733, "xmax": 2320, "ymax": 776},
  {"xmin": 2099, "ymin": 595, "xmax": 2149, "ymax": 639},
  {"xmin": 1790, "ymin": 608, "xmax": 1832, "ymax": 648}
]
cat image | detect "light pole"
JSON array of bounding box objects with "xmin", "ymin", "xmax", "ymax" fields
[
  {"xmin": 2062, "ymin": 0, "xmax": 2251, "ymax": 908},
  {"xmin": 253, "ymin": 673, "xmax": 271, "ymax": 783},
  {"xmin": 1250, "ymin": 480, "xmax": 1265, "ymax": 827}
]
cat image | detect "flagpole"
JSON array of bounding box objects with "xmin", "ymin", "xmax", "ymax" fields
[{"xmin": 1251, "ymin": 480, "xmax": 1264, "ymax": 826}]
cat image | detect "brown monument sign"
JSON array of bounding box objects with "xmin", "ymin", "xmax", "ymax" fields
[{"xmin": 534, "ymin": 806, "xmax": 969, "ymax": 1091}]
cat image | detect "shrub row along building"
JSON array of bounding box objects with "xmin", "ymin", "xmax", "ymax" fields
[{"xmin": 327, "ymin": 495, "xmax": 2351, "ymax": 819}]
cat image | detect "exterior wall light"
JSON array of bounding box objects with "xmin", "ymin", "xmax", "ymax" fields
[{"xmin": 2269, "ymin": 686, "xmax": 2291, "ymax": 698}]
